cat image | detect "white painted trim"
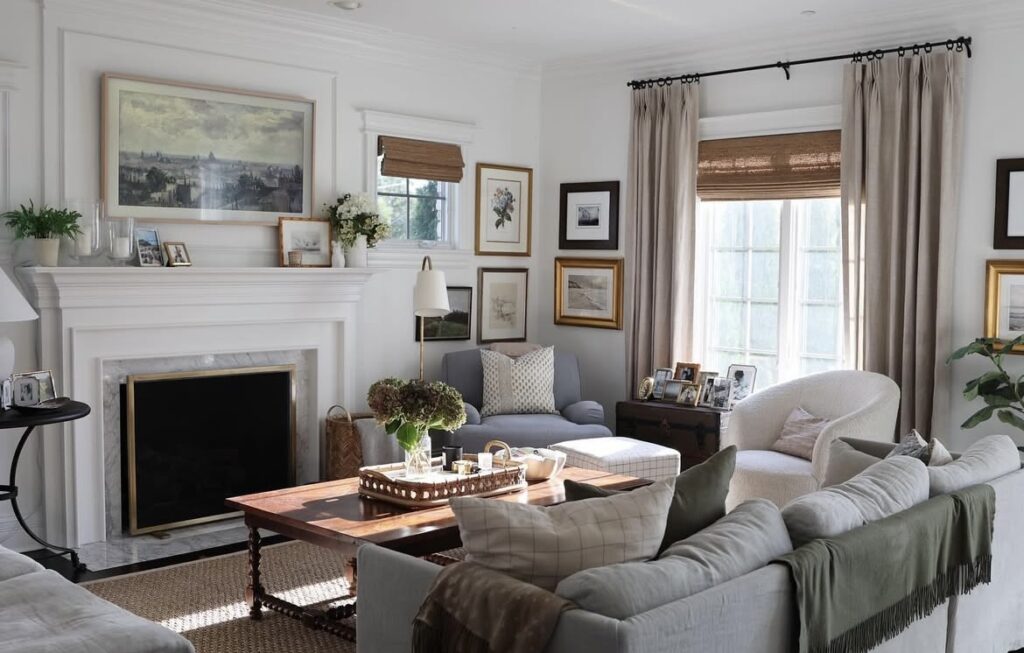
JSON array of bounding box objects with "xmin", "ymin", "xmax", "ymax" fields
[
  {"xmin": 368, "ymin": 247, "xmax": 473, "ymax": 270},
  {"xmin": 699, "ymin": 105, "xmax": 841, "ymax": 141},
  {"xmin": 362, "ymin": 110, "xmax": 477, "ymax": 145}
]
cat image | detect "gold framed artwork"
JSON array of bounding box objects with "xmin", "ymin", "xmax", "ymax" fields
[
  {"xmin": 985, "ymin": 259, "xmax": 1024, "ymax": 353},
  {"xmin": 475, "ymin": 163, "xmax": 532, "ymax": 256},
  {"xmin": 278, "ymin": 217, "xmax": 332, "ymax": 267},
  {"xmin": 163, "ymin": 242, "xmax": 192, "ymax": 267},
  {"xmin": 102, "ymin": 73, "xmax": 315, "ymax": 226},
  {"xmin": 554, "ymin": 257, "xmax": 624, "ymax": 329},
  {"xmin": 673, "ymin": 361, "xmax": 701, "ymax": 383}
]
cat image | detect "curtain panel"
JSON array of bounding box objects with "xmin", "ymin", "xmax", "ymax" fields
[
  {"xmin": 625, "ymin": 84, "xmax": 700, "ymax": 395},
  {"xmin": 841, "ymin": 52, "xmax": 966, "ymax": 437}
]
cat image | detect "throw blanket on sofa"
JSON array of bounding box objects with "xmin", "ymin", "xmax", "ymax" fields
[
  {"xmin": 777, "ymin": 484, "xmax": 995, "ymax": 653},
  {"xmin": 413, "ymin": 561, "xmax": 574, "ymax": 653}
]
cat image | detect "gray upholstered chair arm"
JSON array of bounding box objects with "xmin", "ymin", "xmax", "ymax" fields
[
  {"xmin": 562, "ymin": 400, "xmax": 605, "ymax": 426},
  {"xmin": 463, "ymin": 402, "xmax": 481, "ymax": 425}
]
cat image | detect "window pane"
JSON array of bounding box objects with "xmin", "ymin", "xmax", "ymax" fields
[
  {"xmin": 711, "ymin": 300, "xmax": 746, "ymax": 349},
  {"xmin": 749, "ymin": 303, "xmax": 778, "ymax": 352},
  {"xmin": 708, "ymin": 350, "xmax": 746, "ymax": 377},
  {"xmin": 800, "ymin": 357, "xmax": 840, "ymax": 376},
  {"xmin": 800, "ymin": 199, "xmax": 840, "ymax": 248},
  {"xmin": 380, "ymin": 195, "xmax": 409, "ymax": 240},
  {"xmin": 748, "ymin": 354, "xmax": 778, "ymax": 388},
  {"xmin": 802, "ymin": 305, "xmax": 839, "ymax": 356},
  {"xmin": 711, "ymin": 202, "xmax": 746, "ymax": 248},
  {"xmin": 409, "ymin": 197, "xmax": 444, "ymax": 241},
  {"xmin": 750, "ymin": 252, "xmax": 779, "ymax": 301},
  {"xmin": 409, "ymin": 178, "xmax": 445, "ymax": 198},
  {"xmin": 749, "ymin": 201, "xmax": 781, "ymax": 248},
  {"xmin": 802, "ymin": 252, "xmax": 840, "ymax": 302},
  {"xmin": 713, "ymin": 252, "xmax": 746, "ymax": 298},
  {"xmin": 377, "ymin": 175, "xmax": 406, "ymax": 194}
]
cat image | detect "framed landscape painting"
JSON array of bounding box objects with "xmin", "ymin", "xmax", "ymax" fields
[
  {"xmin": 985, "ymin": 259, "xmax": 1024, "ymax": 353},
  {"xmin": 102, "ymin": 74, "xmax": 315, "ymax": 225},
  {"xmin": 415, "ymin": 286, "xmax": 472, "ymax": 342},
  {"xmin": 559, "ymin": 181, "xmax": 619, "ymax": 250},
  {"xmin": 554, "ymin": 257, "xmax": 623, "ymax": 329},
  {"xmin": 475, "ymin": 163, "xmax": 532, "ymax": 256},
  {"xmin": 478, "ymin": 268, "xmax": 528, "ymax": 343}
]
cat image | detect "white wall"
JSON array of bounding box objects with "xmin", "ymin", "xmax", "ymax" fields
[{"xmin": 0, "ymin": 0, "xmax": 542, "ymax": 549}]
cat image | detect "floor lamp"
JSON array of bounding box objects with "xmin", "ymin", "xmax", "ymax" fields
[
  {"xmin": 414, "ymin": 256, "xmax": 450, "ymax": 382},
  {"xmin": 0, "ymin": 269, "xmax": 38, "ymax": 381}
]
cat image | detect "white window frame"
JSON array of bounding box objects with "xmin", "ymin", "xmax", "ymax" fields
[{"xmin": 362, "ymin": 110, "xmax": 475, "ymax": 252}]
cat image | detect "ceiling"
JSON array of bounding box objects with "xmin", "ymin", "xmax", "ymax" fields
[{"xmin": 259, "ymin": 0, "xmax": 1005, "ymax": 67}]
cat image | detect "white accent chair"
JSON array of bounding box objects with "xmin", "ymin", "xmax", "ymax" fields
[{"xmin": 723, "ymin": 370, "xmax": 900, "ymax": 510}]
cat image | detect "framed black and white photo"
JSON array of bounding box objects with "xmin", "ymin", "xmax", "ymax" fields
[
  {"xmin": 164, "ymin": 242, "xmax": 192, "ymax": 267},
  {"xmin": 727, "ymin": 364, "xmax": 757, "ymax": 402},
  {"xmin": 478, "ymin": 268, "xmax": 528, "ymax": 343},
  {"xmin": 554, "ymin": 257, "xmax": 623, "ymax": 329},
  {"xmin": 994, "ymin": 159, "xmax": 1024, "ymax": 249},
  {"xmin": 415, "ymin": 286, "xmax": 472, "ymax": 342},
  {"xmin": 559, "ymin": 181, "xmax": 619, "ymax": 250},
  {"xmin": 135, "ymin": 227, "xmax": 163, "ymax": 267},
  {"xmin": 677, "ymin": 382, "xmax": 700, "ymax": 407},
  {"xmin": 662, "ymin": 379, "xmax": 684, "ymax": 403},
  {"xmin": 652, "ymin": 367, "xmax": 674, "ymax": 400},
  {"xmin": 985, "ymin": 260, "xmax": 1024, "ymax": 353},
  {"xmin": 13, "ymin": 370, "xmax": 56, "ymax": 407},
  {"xmin": 475, "ymin": 164, "xmax": 532, "ymax": 256},
  {"xmin": 704, "ymin": 377, "xmax": 735, "ymax": 410},
  {"xmin": 102, "ymin": 74, "xmax": 315, "ymax": 225},
  {"xmin": 278, "ymin": 217, "xmax": 331, "ymax": 267}
]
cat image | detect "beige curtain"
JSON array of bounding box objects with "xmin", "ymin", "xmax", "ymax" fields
[
  {"xmin": 841, "ymin": 52, "xmax": 966, "ymax": 437},
  {"xmin": 625, "ymin": 84, "xmax": 700, "ymax": 395}
]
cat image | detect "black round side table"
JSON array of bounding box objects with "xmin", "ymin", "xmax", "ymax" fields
[{"xmin": 0, "ymin": 401, "xmax": 91, "ymax": 571}]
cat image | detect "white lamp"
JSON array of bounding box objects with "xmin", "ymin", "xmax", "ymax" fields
[
  {"xmin": 414, "ymin": 256, "xmax": 449, "ymax": 381},
  {"xmin": 0, "ymin": 269, "xmax": 38, "ymax": 380}
]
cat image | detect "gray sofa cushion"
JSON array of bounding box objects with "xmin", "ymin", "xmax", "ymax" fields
[
  {"xmin": 0, "ymin": 545, "xmax": 44, "ymax": 582},
  {"xmin": 561, "ymin": 400, "xmax": 605, "ymax": 425},
  {"xmin": 555, "ymin": 499, "xmax": 792, "ymax": 619},
  {"xmin": 451, "ymin": 414, "xmax": 612, "ymax": 452},
  {"xmin": 441, "ymin": 348, "xmax": 582, "ymax": 411},
  {"xmin": 928, "ymin": 434, "xmax": 1021, "ymax": 497},
  {"xmin": 0, "ymin": 570, "xmax": 193, "ymax": 653},
  {"xmin": 823, "ymin": 438, "xmax": 884, "ymax": 487}
]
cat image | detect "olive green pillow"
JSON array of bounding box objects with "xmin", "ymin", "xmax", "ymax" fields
[{"xmin": 564, "ymin": 445, "xmax": 737, "ymax": 553}]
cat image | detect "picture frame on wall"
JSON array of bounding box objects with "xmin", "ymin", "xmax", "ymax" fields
[
  {"xmin": 135, "ymin": 227, "xmax": 163, "ymax": 267},
  {"xmin": 994, "ymin": 159, "xmax": 1024, "ymax": 249},
  {"xmin": 415, "ymin": 286, "xmax": 472, "ymax": 342},
  {"xmin": 478, "ymin": 268, "xmax": 529, "ymax": 343},
  {"xmin": 278, "ymin": 217, "xmax": 332, "ymax": 267},
  {"xmin": 559, "ymin": 181, "xmax": 619, "ymax": 250},
  {"xmin": 985, "ymin": 259, "xmax": 1024, "ymax": 353},
  {"xmin": 102, "ymin": 74, "xmax": 315, "ymax": 226},
  {"xmin": 554, "ymin": 257, "xmax": 624, "ymax": 329},
  {"xmin": 475, "ymin": 163, "xmax": 532, "ymax": 256}
]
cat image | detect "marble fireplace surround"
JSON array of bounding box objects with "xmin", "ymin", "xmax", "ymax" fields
[{"xmin": 17, "ymin": 267, "xmax": 378, "ymax": 548}]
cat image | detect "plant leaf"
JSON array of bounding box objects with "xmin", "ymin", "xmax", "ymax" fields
[
  {"xmin": 961, "ymin": 405, "xmax": 996, "ymax": 429},
  {"xmin": 396, "ymin": 422, "xmax": 423, "ymax": 450},
  {"xmin": 947, "ymin": 340, "xmax": 989, "ymax": 363},
  {"xmin": 983, "ymin": 394, "xmax": 1014, "ymax": 408},
  {"xmin": 997, "ymin": 409, "xmax": 1024, "ymax": 432}
]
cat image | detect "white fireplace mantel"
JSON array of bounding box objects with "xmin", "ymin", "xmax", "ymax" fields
[{"xmin": 16, "ymin": 266, "xmax": 382, "ymax": 548}]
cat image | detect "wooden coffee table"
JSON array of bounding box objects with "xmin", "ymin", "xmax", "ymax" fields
[
  {"xmin": 227, "ymin": 468, "xmax": 643, "ymax": 642},
  {"xmin": 225, "ymin": 467, "xmax": 648, "ymax": 640}
]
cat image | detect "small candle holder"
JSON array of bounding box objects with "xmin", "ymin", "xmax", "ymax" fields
[
  {"xmin": 67, "ymin": 199, "xmax": 103, "ymax": 263},
  {"xmin": 106, "ymin": 217, "xmax": 135, "ymax": 266}
]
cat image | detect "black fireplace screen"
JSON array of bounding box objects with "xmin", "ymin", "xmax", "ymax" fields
[{"xmin": 121, "ymin": 365, "xmax": 295, "ymax": 535}]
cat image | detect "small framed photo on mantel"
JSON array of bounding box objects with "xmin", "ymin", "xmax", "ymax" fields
[
  {"xmin": 164, "ymin": 242, "xmax": 192, "ymax": 267},
  {"xmin": 559, "ymin": 181, "xmax": 619, "ymax": 250},
  {"xmin": 278, "ymin": 217, "xmax": 332, "ymax": 267}
]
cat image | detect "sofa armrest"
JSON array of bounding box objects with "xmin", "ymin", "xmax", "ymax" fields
[
  {"xmin": 562, "ymin": 400, "xmax": 605, "ymax": 426},
  {"xmin": 464, "ymin": 402, "xmax": 481, "ymax": 425},
  {"xmin": 356, "ymin": 544, "xmax": 441, "ymax": 653}
]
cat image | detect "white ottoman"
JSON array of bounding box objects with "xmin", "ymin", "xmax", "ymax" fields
[{"xmin": 551, "ymin": 436, "xmax": 680, "ymax": 481}]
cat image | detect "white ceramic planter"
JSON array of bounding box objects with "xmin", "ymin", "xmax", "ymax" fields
[
  {"xmin": 331, "ymin": 241, "xmax": 345, "ymax": 268},
  {"xmin": 346, "ymin": 234, "xmax": 368, "ymax": 268},
  {"xmin": 33, "ymin": 238, "xmax": 60, "ymax": 267}
]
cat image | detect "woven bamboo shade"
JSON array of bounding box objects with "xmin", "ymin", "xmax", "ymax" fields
[
  {"xmin": 697, "ymin": 130, "xmax": 841, "ymax": 200},
  {"xmin": 378, "ymin": 136, "xmax": 465, "ymax": 183}
]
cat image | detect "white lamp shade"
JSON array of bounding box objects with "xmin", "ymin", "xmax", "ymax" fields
[
  {"xmin": 414, "ymin": 269, "xmax": 450, "ymax": 317},
  {"xmin": 0, "ymin": 268, "xmax": 37, "ymax": 322}
]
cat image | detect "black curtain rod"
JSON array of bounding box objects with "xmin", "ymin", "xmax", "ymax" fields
[{"xmin": 627, "ymin": 36, "xmax": 972, "ymax": 89}]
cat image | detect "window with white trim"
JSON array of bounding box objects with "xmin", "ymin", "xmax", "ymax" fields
[{"xmin": 376, "ymin": 161, "xmax": 455, "ymax": 243}]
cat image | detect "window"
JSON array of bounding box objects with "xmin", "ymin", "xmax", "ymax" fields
[
  {"xmin": 700, "ymin": 197, "xmax": 844, "ymax": 389},
  {"xmin": 376, "ymin": 164, "xmax": 453, "ymax": 242}
]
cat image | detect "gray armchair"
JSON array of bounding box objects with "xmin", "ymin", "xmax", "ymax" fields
[{"xmin": 437, "ymin": 348, "xmax": 612, "ymax": 452}]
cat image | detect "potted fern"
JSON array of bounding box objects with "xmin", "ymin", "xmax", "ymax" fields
[{"xmin": 2, "ymin": 201, "xmax": 82, "ymax": 266}]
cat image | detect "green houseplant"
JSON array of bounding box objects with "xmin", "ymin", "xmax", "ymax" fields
[
  {"xmin": 2, "ymin": 201, "xmax": 82, "ymax": 266},
  {"xmin": 948, "ymin": 335, "xmax": 1024, "ymax": 432},
  {"xmin": 367, "ymin": 377, "xmax": 466, "ymax": 478}
]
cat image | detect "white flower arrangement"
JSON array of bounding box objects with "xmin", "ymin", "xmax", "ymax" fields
[{"xmin": 324, "ymin": 193, "xmax": 391, "ymax": 248}]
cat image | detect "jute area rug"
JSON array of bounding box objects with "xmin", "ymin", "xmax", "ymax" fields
[{"xmin": 84, "ymin": 541, "xmax": 356, "ymax": 653}]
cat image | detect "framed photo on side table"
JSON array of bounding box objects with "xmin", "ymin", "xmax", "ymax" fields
[
  {"xmin": 475, "ymin": 164, "xmax": 532, "ymax": 256},
  {"xmin": 554, "ymin": 258, "xmax": 623, "ymax": 329},
  {"xmin": 985, "ymin": 260, "xmax": 1024, "ymax": 353},
  {"xmin": 559, "ymin": 181, "xmax": 619, "ymax": 250},
  {"xmin": 278, "ymin": 217, "xmax": 332, "ymax": 267},
  {"xmin": 478, "ymin": 268, "xmax": 528, "ymax": 343}
]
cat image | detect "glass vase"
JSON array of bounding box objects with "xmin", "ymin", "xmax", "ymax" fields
[
  {"xmin": 67, "ymin": 199, "xmax": 103, "ymax": 262},
  {"xmin": 106, "ymin": 217, "xmax": 136, "ymax": 266},
  {"xmin": 404, "ymin": 432, "xmax": 432, "ymax": 479}
]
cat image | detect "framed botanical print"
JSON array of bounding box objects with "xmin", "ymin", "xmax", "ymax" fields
[
  {"xmin": 478, "ymin": 268, "xmax": 528, "ymax": 343},
  {"xmin": 985, "ymin": 260, "xmax": 1024, "ymax": 353},
  {"xmin": 415, "ymin": 286, "xmax": 472, "ymax": 342},
  {"xmin": 559, "ymin": 181, "xmax": 619, "ymax": 250},
  {"xmin": 102, "ymin": 74, "xmax": 315, "ymax": 226},
  {"xmin": 278, "ymin": 217, "xmax": 332, "ymax": 267},
  {"xmin": 475, "ymin": 163, "xmax": 532, "ymax": 256},
  {"xmin": 994, "ymin": 159, "xmax": 1024, "ymax": 249},
  {"xmin": 554, "ymin": 257, "xmax": 624, "ymax": 329}
]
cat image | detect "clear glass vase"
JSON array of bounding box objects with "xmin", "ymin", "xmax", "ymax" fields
[{"xmin": 404, "ymin": 432, "xmax": 432, "ymax": 479}]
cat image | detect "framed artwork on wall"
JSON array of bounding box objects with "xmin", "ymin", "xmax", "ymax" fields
[
  {"xmin": 102, "ymin": 74, "xmax": 315, "ymax": 226},
  {"xmin": 415, "ymin": 286, "xmax": 472, "ymax": 342},
  {"xmin": 478, "ymin": 268, "xmax": 529, "ymax": 343},
  {"xmin": 475, "ymin": 163, "xmax": 532, "ymax": 256},
  {"xmin": 985, "ymin": 259, "xmax": 1024, "ymax": 353},
  {"xmin": 559, "ymin": 181, "xmax": 619, "ymax": 250},
  {"xmin": 554, "ymin": 257, "xmax": 623, "ymax": 329},
  {"xmin": 278, "ymin": 217, "xmax": 332, "ymax": 267},
  {"xmin": 994, "ymin": 159, "xmax": 1024, "ymax": 249}
]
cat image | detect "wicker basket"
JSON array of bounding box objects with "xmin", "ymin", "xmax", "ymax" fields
[
  {"xmin": 325, "ymin": 405, "xmax": 372, "ymax": 480},
  {"xmin": 358, "ymin": 440, "xmax": 527, "ymax": 509}
]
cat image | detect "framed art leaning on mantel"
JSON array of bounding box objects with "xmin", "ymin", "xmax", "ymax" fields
[{"xmin": 475, "ymin": 163, "xmax": 532, "ymax": 256}]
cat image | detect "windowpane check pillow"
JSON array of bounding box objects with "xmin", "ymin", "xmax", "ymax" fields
[
  {"xmin": 449, "ymin": 479, "xmax": 675, "ymax": 591},
  {"xmin": 480, "ymin": 346, "xmax": 557, "ymax": 417}
]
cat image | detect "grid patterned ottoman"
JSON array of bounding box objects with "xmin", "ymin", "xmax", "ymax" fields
[{"xmin": 550, "ymin": 436, "xmax": 680, "ymax": 481}]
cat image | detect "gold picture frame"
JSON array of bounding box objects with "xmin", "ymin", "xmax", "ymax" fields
[
  {"xmin": 554, "ymin": 257, "xmax": 624, "ymax": 329},
  {"xmin": 985, "ymin": 259, "xmax": 1024, "ymax": 353},
  {"xmin": 673, "ymin": 361, "xmax": 701, "ymax": 383},
  {"xmin": 163, "ymin": 242, "xmax": 192, "ymax": 267},
  {"xmin": 278, "ymin": 217, "xmax": 332, "ymax": 267},
  {"xmin": 475, "ymin": 163, "xmax": 533, "ymax": 256}
]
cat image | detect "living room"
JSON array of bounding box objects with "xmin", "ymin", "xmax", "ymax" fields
[{"xmin": 1, "ymin": 0, "xmax": 1023, "ymax": 651}]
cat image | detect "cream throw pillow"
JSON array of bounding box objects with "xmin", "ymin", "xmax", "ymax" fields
[
  {"xmin": 769, "ymin": 407, "xmax": 830, "ymax": 460},
  {"xmin": 450, "ymin": 479, "xmax": 675, "ymax": 591},
  {"xmin": 480, "ymin": 347, "xmax": 557, "ymax": 417}
]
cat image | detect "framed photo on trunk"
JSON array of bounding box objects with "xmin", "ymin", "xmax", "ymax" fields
[
  {"xmin": 559, "ymin": 181, "xmax": 619, "ymax": 250},
  {"xmin": 478, "ymin": 268, "xmax": 528, "ymax": 343}
]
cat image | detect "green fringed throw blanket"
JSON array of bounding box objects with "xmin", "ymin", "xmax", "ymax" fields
[
  {"xmin": 777, "ymin": 484, "xmax": 995, "ymax": 653},
  {"xmin": 413, "ymin": 561, "xmax": 575, "ymax": 653}
]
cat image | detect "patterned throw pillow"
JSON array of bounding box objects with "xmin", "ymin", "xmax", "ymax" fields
[
  {"xmin": 450, "ymin": 479, "xmax": 675, "ymax": 591},
  {"xmin": 769, "ymin": 407, "xmax": 830, "ymax": 461},
  {"xmin": 885, "ymin": 430, "xmax": 930, "ymax": 461},
  {"xmin": 480, "ymin": 347, "xmax": 558, "ymax": 417}
]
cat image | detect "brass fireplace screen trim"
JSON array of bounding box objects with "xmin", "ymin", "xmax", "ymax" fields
[{"xmin": 125, "ymin": 365, "xmax": 298, "ymax": 536}]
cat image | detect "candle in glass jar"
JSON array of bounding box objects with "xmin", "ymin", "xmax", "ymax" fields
[
  {"xmin": 113, "ymin": 236, "xmax": 131, "ymax": 259},
  {"xmin": 75, "ymin": 227, "xmax": 93, "ymax": 257}
]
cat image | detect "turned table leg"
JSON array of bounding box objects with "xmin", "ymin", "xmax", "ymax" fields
[{"xmin": 245, "ymin": 526, "xmax": 264, "ymax": 620}]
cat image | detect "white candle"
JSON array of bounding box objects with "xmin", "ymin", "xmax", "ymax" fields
[
  {"xmin": 477, "ymin": 452, "xmax": 492, "ymax": 470},
  {"xmin": 113, "ymin": 236, "xmax": 131, "ymax": 259},
  {"xmin": 75, "ymin": 227, "xmax": 93, "ymax": 257}
]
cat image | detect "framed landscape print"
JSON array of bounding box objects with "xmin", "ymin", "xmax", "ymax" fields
[
  {"xmin": 559, "ymin": 181, "xmax": 619, "ymax": 250},
  {"xmin": 554, "ymin": 257, "xmax": 624, "ymax": 329},
  {"xmin": 478, "ymin": 268, "xmax": 528, "ymax": 343},
  {"xmin": 985, "ymin": 260, "xmax": 1024, "ymax": 353},
  {"xmin": 994, "ymin": 159, "xmax": 1024, "ymax": 249},
  {"xmin": 475, "ymin": 163, "xmax": 532, "ymax": 256},
  {"xmin": 278, "ymin": 218, "xmax": 331, "ymax": 267},
  {"xmin": 135, "ymin": 227, "xmax": 163, "ymax": 267},
  {"xmin": 415, "ymin": 286, "xmax": 472, "ymax": 342},
  {"xmin": 102, "ymin": 74, "xmax": 315, "ymax": 225}
]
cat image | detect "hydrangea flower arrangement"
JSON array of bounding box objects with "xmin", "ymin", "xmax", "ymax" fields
[
  {"xmin": 367, "ymin": 378, "xmax": 467, "ymax": 451},
  {"xmin": 324, "ymin": 193, "xmax": 390, "ymax": 248}
]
